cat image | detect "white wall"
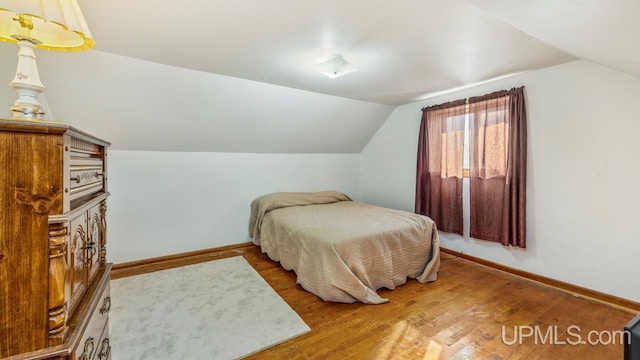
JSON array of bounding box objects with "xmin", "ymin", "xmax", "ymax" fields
[
  {"xmin": 108, "ymin": 150, "xmax": 359, "ymax": 264},
  {"xmin": 29, "ymin": 48, "xmax": 394, "ymax": 154},
  {"xmin": 0, "ymin": 44, "xmax": 373, "ymax": 266},
  {"xmin": 360, "ymin": 60, "xmax": 640, "ymax": 302}
]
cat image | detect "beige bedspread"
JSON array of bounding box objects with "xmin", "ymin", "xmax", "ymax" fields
[{"xmin": 249, "ymin": 191, "xmax": 440, "ymax": 304}]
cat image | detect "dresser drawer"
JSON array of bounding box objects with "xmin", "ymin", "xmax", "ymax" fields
[
  {"xmin": 74, "ymin": 283, "xmax": 111, "ymax": 360},
  {"xmin": 69, "ymin": 165, "xmax": 104, "ymax": 196},
  {"xmin": 68, "ymin": 136, "xmax": 105, "ymax": 204}
]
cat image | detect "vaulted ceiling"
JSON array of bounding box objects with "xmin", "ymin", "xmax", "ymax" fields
[
  {"xmin": 79, "ymin": 0, "xmax": 574, "ymax": 106},
  {"xmin": 1, "ymin": 0, "xmax": 638, "ymax": 153},
  {"xmin": 467, "ymin": 0, "xmax": 640, "ymax": 80}
]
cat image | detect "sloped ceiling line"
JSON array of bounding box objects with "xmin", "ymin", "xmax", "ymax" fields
[{"xmin": 11, "ymin": 0, "xmax": 638, "ymax": 154}]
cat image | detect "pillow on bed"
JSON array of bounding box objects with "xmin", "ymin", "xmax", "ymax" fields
[{"xmin": 249, "ymin": 191, "xmax": 352, "ymax": 238}]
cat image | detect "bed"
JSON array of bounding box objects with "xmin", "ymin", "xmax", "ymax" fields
[{"xmin": 249, "ymin": 191, "xmax": 441, "ymax": 304}]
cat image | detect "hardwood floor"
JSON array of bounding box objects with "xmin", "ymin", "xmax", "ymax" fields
[
  {"xmin": 110, "ymin": 245, "xmax": 636, "ymax": 359},
  {"xmin": 239, "ymin": 247, "xmax": 635, "ymax": 360}
]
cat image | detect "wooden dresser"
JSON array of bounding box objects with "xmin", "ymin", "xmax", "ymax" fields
[{"xmin": 0, "ymin": 119, "xmax": 112, "ymax": 360}]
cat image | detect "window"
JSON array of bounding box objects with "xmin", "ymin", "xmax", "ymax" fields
[{"xmin": 415, "ymin": 87, "xmax": 527, "ymax": 248}]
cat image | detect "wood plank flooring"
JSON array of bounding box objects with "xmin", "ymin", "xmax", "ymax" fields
[{"xmin": 239, "ymin": 247, "xmax": 635, "ymax": 360}]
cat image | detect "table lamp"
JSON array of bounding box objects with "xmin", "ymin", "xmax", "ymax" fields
[{"xmin": 0, "ymin": 0, "xmax": 94, "ymax": 120}]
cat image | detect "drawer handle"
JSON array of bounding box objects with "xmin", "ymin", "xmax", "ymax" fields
[
  {"xmin": 80, "ymin": 336, "xmax": 95, "ymax": 360},
  {"xmin": 74, "ymin": 171, "xmax": 103, "ymax": 184},
  {"xmin": 99, "ymin": 338, "xmax": 111, "ymax": 360},
  {"xmin": 100, "ymin": 296, "xmax": 111, "ymax": 314}
]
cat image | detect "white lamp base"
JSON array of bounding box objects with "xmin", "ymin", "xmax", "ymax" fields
[{"xmin": 9, "ymin": 39, "xmax": 46, "ymax": 120}]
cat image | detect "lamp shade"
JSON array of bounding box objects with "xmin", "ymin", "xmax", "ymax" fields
[{"xmin": 0, "ymin": 0, "xmax": 94, "ymax": 51}]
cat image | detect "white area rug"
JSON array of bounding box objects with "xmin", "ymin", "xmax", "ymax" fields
[{"xmin": 109, "ymin": 256, "xmax": 310, "ymax": 359}]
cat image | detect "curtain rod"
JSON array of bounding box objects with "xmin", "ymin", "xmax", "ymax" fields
[{"xmin": 421, "ymin": 86, "xmax": 525, "ymax": 111}]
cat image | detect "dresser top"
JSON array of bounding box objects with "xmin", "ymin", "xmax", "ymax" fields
[{"xmin": 0, "ymin": 118, "xmax": 110, "ymax": 147}]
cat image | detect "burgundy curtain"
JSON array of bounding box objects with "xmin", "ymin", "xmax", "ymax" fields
[
  {"xmin": 415, "ymin": 100, "xmax": 466, "ymax": 235},
  {"xmin": 468, "ymin": 87, "xmax": 527, "ymax": 247}
]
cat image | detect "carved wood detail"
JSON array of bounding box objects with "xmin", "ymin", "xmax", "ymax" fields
[
  {"xmin": 99, "ymin": 201, "xmax": 107, "ymax": 265},
  {"xmin": 70, "ymin": 137, "xmax": 101, "ymax": 155},
  {"xmin": 89, "ymin": 213, "xmax": 100, "ymax": 262},
  {"xmin": 48, "ymin": 221, "xmax": 69, "ymax": 345},
  {"xmin": 87, "ymin": 208, "xmax": 101, "ymax": 284},
  {"xmin": 69, "ymin": 218, "xmax": 88, "ymax": 315}
]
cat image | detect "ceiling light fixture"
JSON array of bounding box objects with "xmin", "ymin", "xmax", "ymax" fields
[
  {"xmin": 0, "ymin": 0, "xmax": 94, "ymax": 120},
  {"xmin": 316, "ymin": 55, "xmax": 359, "ymax": 79}
]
